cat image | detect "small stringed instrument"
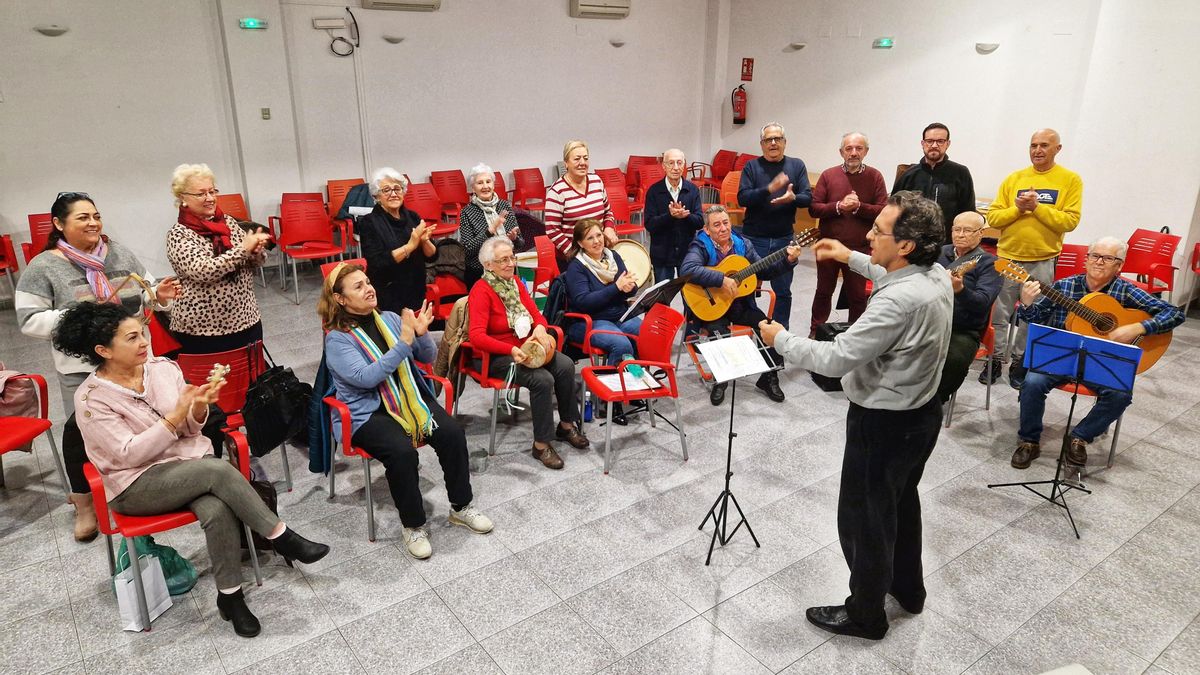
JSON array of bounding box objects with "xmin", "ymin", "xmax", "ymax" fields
[
  {"xmin": 993, "ymin": 259, "xmax": 1172, "ymax": 373},
  {"xmin": 949, "ymin": 255, "xmax": 982, "ymax": 278},
  {"xmin": 682, "ymin": 228, "xmax": 820, "ymax": 322}
]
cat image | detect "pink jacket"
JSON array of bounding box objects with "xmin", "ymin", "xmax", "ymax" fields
[{"xmin": 75, "ymin": 357, "xmax": 210, "ymax": 500}]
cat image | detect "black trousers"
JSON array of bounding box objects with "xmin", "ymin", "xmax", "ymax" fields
[
  {"xmin": 173, "ymin": 321, "xmax": 264, "ymax": 355},
  {"xmin": 839, "ymin": 396, "xmax": 943, "ymax": 628},
  {"xmin": 350, "ymin": 396, "xmax": 472, "ymax": 528}
]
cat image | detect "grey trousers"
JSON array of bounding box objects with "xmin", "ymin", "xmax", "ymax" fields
[
  {"xmin": 989, "ymin": 257, "xmax": 1056, "ymax": 361},
  {"xmin": 490, "ymin": 351, "xmax": 579, "ymax": 443},
  {"xmin": 110, "ymin": 458, "xmax": 280, "ymax": 589}
]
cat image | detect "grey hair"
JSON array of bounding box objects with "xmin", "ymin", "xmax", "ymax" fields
[
  {"xmin": 760, "ymin": 122, "xmax": 786, "ymax": 139},
  {"xmin": 467, "ymin": 163, "xmax": 494, "ymax": 186},
  {"xmin": 478, "ymin": 235, "xmax": 515, "ymax": 265},
  {"xmin": 841, "ymin": 132, "xmax": 869, "ymax": 148},
  {"xmin": 170, "ymin": 163, "xmax": 216, "ymax": 208},
  {"xmin": 1089, "ymin": 236, "xmax": 1128, "ymax": 259},
  {"xmin": 369, "ymin": 167, "xmax": 408, "ymax": 197},
  {"xmin": 703, "ymin": 204, "xmax": 728, "ymax": 225}
]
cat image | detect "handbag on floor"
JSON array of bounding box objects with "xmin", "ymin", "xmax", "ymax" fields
[
  {"xmin": 114, "ymin": 554, "xmax": 172, "ymax": 632},
  {"xmin": 243, "ymin": 345, "xmax": 311, "ymax": 457}
]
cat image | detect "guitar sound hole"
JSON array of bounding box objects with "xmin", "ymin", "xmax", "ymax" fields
[{"xmin": 1095, "ymin": 314, "xmax": 1117, "ymax": 334}]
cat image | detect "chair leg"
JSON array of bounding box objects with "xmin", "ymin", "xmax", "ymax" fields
[
  {"xmin": 362, "ymin": 457, "xmax": 376, "ymax": 542},
  {"xmin": 0, "ymin": 454, "xmax": 4, "ymax": 488},
  {"xmin": 327, "ymin": 442, "xmax": 337, "ymax": 500},
  {"xmin": 603, "ymin": 405, "xmax": 614, "ymax": 475},
  {"xmin": 44, "ymin": 431, "xmax": 69, "ymax": 499},
  {"xmin": 278, "ymin": 444, "xmax": 293, "ymax": 492},
  {"xmin": 944, "ymin": 391, "xmax": 956, "ymax": 428},
  {"xmin": 245, "ymin": 524, "xmax": 262, "ymax": 586},
  {"xmin": 1107, "ymin": 415, "xmax": 1122, "ymax": 468},
  {"xmin": 104, "ymin": 534, "xmax": 116, "ymax": 577},
  {"xmin": 488, "ymin": 389, "xmax": 500, "ymax": 456},
  {"xmin": 985, "ymin": 371, "xmax": 992, "ymax": 410},
  {"xmin": 674, "ymin": 396, "xmax": 688, "ymax": 461},
  {"xmin": 648, "ymin": 399, "xmax": 656, "ymax": 428},
  {"xmin": 127, "ymin": 537, "xmax": 152, "ymax": 631},
  {"xmin": 291, "ymin": 258, "xmax": 300, "ymax": 305}
]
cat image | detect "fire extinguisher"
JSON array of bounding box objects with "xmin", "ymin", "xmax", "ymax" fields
[{"xmin": 731, "ymin": 84, "xmax": 747, "ymax": 125}]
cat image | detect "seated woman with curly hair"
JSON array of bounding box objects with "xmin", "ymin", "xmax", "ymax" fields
[{"xmin": 54, "ymin": 302, "xmax": 330, "ymax": 638}]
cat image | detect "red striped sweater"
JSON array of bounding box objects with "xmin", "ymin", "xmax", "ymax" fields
[{"xmin": 543, "ymin": 173, "xmax": 615, "ymax": 255}]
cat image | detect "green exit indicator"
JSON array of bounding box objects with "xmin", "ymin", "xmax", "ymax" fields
[
  {"xmin": 239, "ymin": 17, "xmax": 268, "ymax": 30},
  {"xmin": 872, "ymin": 37, "xmax": 894, "ymax": 49}
]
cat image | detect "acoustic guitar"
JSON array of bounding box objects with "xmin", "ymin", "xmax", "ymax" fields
[
  {"xmin": 993, "ymin": 259, "xmax": 1172, "ymax": 373},
  {"xmin": 949, "ymin": 255, "xmax": 982, "ymax": 278},
  {"xmin": 682, "ymin": 228, "xmax": 820, "ymax": 322}
]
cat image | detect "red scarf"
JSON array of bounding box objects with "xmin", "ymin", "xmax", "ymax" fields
[{"xmin": 177, "ymin": 206, "xmax": 231, "ymax": 254}]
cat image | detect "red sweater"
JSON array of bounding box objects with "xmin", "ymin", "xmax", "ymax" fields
[
  {"xmin": 467, "ymin": 278, "xmax": 549, "ymax": 355},
  {"xmin": 808, "ymin": 165, "xmax": 888, "ymax": 252}
]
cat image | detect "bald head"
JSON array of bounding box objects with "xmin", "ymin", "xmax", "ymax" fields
[
  {"xmin": 662, "ymin": 148, "xmax": 686, "ymax": 183},
  {"xmin": 1029, "ymin": 129, "xmax": 1062, "ymax": 171},
  {"xmin": 953, "ymin": 211, "xmax": 984, "ymax": 229},
  {"xmin": 950, "ymin": 211, "xmax": 985, "ymax": 256}
]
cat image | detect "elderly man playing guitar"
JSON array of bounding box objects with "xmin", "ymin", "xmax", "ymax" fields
[
  {"xmin": 1008, "ymin": 235, "xmax": 1184, "ymax": 472},
  {"xmin": 680, "ymin": 204, "xmax": 803, "ymax": 405}
]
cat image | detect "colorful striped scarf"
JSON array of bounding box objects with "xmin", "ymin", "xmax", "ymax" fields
[
  {"xmin": 348, "ymin": 311, "xmax": 434, "ymax": 443},
  {"xmin": 56, "ymin": 238, "xmax": 119, "ymax": 303}
]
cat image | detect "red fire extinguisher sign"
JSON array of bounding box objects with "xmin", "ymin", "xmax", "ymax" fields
[{"xmin": 741, "ymin": 58, "xmax": 754, "ymax": 81}]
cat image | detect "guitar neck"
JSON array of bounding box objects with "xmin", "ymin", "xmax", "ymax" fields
[
  {"xmin": 733, "ymin": 243, "xmax": 792, "ymax": 283},
  {"xmin": 1036, "ymin": 281, "xmax": 1113, "ymax": 332}
]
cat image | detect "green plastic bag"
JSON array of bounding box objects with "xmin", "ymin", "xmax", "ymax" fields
[{"xmin": 113, "ymin": 536, "xmax": 198, "ymax": 596}]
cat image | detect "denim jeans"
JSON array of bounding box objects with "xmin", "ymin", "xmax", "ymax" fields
[
  {"xmin": 653, "ymin": 265, "xmax": 677, "ymax": 284},
  {"xmin": 744, "ymin": 234, "xmax": 794, "ymax": 328},
  {"xmin": 567, "ymin": 316, "xmax": 643, "ymax": 364},
  {"xmin": 1017, "ymin": 371, "xmax": 1133, "ymax": 443}
]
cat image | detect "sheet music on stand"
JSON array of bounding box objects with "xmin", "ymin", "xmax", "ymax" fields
[
  {"xmin": 686, "ymin": 328, "xmax": 781, "ymax": 384},
  {"xmin": 620, "ymin": 275, "xmax": 690, "ymax": 323}
]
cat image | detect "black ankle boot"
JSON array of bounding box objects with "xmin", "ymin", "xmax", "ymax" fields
[
  {"xmin": 271, "ymin": 527, "xmax": 330, "ymax": 565},
  {"xmin": 216, "ymin": 589, "xmax": 261, "ymax": 638}
]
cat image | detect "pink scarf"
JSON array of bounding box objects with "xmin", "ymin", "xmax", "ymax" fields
[{"xmin": 56, "ymin": 238, "xmax": 119, "ymax": 303}]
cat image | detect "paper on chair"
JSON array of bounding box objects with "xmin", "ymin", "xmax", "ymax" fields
[
  {"xmin": 595, "ymin": 370, "xmax": 663, "ymax": 392},
  {"xmin": 696, "ymin": 334, "xmax": 770, "ymax": 382}
]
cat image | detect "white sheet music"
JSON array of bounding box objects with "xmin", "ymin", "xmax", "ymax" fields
[
  {"xmin": 696, "ymin": 334, "xmax": 770, "ymax": 383},
  {"xmin": 595, "ymin": 371, "xmax": 663, "ymax": 392}
]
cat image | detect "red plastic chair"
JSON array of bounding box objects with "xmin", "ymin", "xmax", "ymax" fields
[
  {"xmin": 455, "ymin": 324, "xmax": 565, "ymax": 456},
  {"xmin": 320, "ymin": 257, "xmax": 366, "ymax": 280},
  {"xmin": 404, "ymin": 183, "xmax": 458, "ymax": 238},
  {"xmin": 1122, "ymin": 228, "xmax": 1181, "ymax": 296},
  {"xmin": 944, "ymin": 310, "xmax": 996, "ymax": 427},
  {"xmin": 430, "ymin": 170, "xmax": 470, "ymax": 224},
  {"xmin": 216, "ymin": 193, "xmax": 250, "ymax": 222},
  {"xmin": 703, "ymin": 171, "xmax": 747, "ymax": 225},
  {"xmin": 427, "ymin": 275, "xmax": 469, "ymax": 321},
  {"xmin": 581, "ymin": 305, "xmax": 688, "ymax": 473},
  {"xmin": 733, "ymin": 153, "xmax": 757, "ymax": 171},
  {"xmin": 638, "ymin": 165, "xmax": 666, "ymax": 199},
  {"xmin": 606, "ymin": 184, "xmax": 646, "ymax": 242},
  {"xmin": 625, "ymin": 155, "xmax": 659, "ymax": 199},
  {"xmin": 23, "ymin": 213, "xmax": 54, "ymax": 264},
  {"xmin": 271, "ymin": 201, "xmax": 346, "ymax": 304},
  {"xmin": 176, "ymin": 341, "xmax": 292, "ymax": 490},
  {"xmin": 0, "ymin": 373, "xmax": 67, "ymax": 493},
  {"xmin": 532, "ymin": 235, "xmax": 560, "ymax": 297},
  {"xmin": 595, "ymin": 167, "xmax": 625, "ymax": 189},
  {"xmin": 324, "ymin": 367, "xmax": 455, "ymax": 541},
  {"xmin": 83, "ymin": 430, "xmax": 261, "ymax": 631},
  {"xmin": 689, "ymin": 149, "xmax": 737, "ymax": 190},
  {"xmin": 282, "ymin": 192, "xmax": 324, "ymax": 204},
  {"xmin": 492, "ymin": 171, "xmax": 509, "ymax": 202},
  {"xmin": 0, "ymin": 234, "xmax": 18, "ymax": 294},
  {"xmin": 512, "ymin": 168, "xmax": 548, "ymax": 213},
  {"xmin": 1188, "ymin": 242, "xmax": 1200, "ymax": 314},
  {"xmin": 1055, "ymin": 243, "xmax": 1088, "ymax": 280},
  {"xmin": 326, "ymin": 179, "xmax": 364, "ymax": 221}
]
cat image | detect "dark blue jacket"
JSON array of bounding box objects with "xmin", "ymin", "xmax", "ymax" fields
[
  {"xmin": 737, "ymin": 156, "xmax": 813, "ymax": 239},
  {"xmin": 563, "ymin": 252, "xmax": 636, "ymax": 324},
  {"xmin": 680, "ymin": 231, "xmax": 793, "ymax": 315},
  {"xmin": 643, "ymin": 178, "xmax": 703, "ymax": 267},
  {"xmin": 937, "ymin": 244, "xmax": 1000, "ymax": 333}
]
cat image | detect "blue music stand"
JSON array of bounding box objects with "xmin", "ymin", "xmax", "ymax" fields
[{"xmin": 989, "ymin": 324, "xmax": 1139, "ymax": 538}]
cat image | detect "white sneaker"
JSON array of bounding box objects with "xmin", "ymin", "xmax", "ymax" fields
[
  {"xmin": 449, "ymin": 505, "xmax": 494, "ymax": 534},
  {"xmin": 402, "ymin": 526, "xmax": 432, "ymax": 559}
]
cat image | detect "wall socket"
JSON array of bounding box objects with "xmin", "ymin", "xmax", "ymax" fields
[
  {"xmin": 261, "ymin": 108, "xmax": 271, "ymax": 120},
  {"xmin": 313, "ymin": 18, "xmax": 346, "ymax": 30}
]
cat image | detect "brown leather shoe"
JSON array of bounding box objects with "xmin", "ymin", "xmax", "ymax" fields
[
  {"xmin": 68, "ymin": 492, "xmax": 99, "ymax": 543},
  {"xmin": 531, "ymin": 444, "xmax": 564, "ymax": 470},
  {"xmin": 1011, "ymin": 441, "xmax": 1041, "ymax": 469},
  {"xmin": 1067, "ymin": 437, "xmax": 1088, "ymax": 466},
  {"xmin": 555, "ymin": 425, "xmax": 590, "ymax": 449}
]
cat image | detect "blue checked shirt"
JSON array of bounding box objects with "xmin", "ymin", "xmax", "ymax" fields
[{"xmin": 1017, "ymin": 274, "xmax": 1185, "ymax": 336}]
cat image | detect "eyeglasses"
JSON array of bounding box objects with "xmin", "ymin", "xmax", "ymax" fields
[
  {"xmin": 57, "ymin": 191, "xmax": 91, "ymax": 200},
  {"xmin": 950, "ymin": 227, "xmax": 982, "ymax": 235},
  {"xmin": 492, "ymin": 256, "xmax": 516, "ymax": 266},
  {"xmin": 760, "ymin": 136, "xmax": 785, "ymax": 145},
  {"xmin": 870, "ymin": 224, "xmax": 895, "ymax": 238},
  {"xmin": 1087, "ymin": 252, "xmax": 1123, "ymax": 264},
  {"xmin": 922, "ymin": 138, "xmax": 949, "ymax": 146},
  {"xmin": 182, "ymin": 189, "xmax": 220, "ymax": 199},
  {"xmin": 378, "ymin": 185, "xmax": 406, "ymax": 196}
]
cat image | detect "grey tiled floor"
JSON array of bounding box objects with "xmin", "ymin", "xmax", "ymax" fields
[{"xmin": 2, "ymin": 258, "xmax": 1199, "ymax": 674}]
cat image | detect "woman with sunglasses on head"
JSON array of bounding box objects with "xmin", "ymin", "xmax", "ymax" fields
[
  {"xmin": 16, "ymin": 191, "xmax": 182, "ymax": 542},
  {"xmin": 165, "ymin": 163, "xmax": 272, "ymax": 354},
  {"xmin": 53, "ymin": 301, "xmax": 329, "ymax": 638},
  {"xmin": 357, "ymin": 167, "xmax": 438, "ymax": 315}
]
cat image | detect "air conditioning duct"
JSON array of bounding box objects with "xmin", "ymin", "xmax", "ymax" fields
[{"xmin": 569, "ymin": 0, "xmax": 630, "ymax": 19}]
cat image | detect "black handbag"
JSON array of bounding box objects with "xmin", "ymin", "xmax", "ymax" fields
[{"xmin": 242, "ymin": 345, "xmax": 311, "ymax": 457}]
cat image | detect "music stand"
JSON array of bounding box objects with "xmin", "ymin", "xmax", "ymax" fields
[
  {"xmin": 988, "ymin": 324, "xmax": 1139, "ymax": 538},
  {"xmin": 686, "ymin": 328, "xmax": 781, "ymax": 564},
  {"xmin": 620, "ymin": 275, "xmax": 690, "ymax": 323}
]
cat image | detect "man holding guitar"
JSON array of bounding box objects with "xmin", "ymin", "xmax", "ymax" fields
[
  {"xmin": 1009, "ymin": 236, "xmax": 1184, "ymax": 471},
  {"xmin": 680, "ymin": 204, "xmax": 802, "ymax": 405},
  {"xmin": 935, "ymin": 212, "xmax": 1001, "ymax": 403}
]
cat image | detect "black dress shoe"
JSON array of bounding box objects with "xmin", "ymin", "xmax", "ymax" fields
[
  {"xmin": 889, "ymin": 591, "xmax": 924, "ymax": 614},
  {"xmin": 978, "ymin": 358, "xmax": 1002, "ymax": 385},
  {"xmin": 271, "ymin": 527, "xmax": 330, "ymax": 565},
  {"xmin": 756, "ymin": 371, "xmax": 785, "ymax": 402},
  {"xmin": 1008, "ymin": 364, "xmax": 1027, "ymax": 390},
  {"xmin": 709, "ymin": 382, "xmax": 728, "ymax": 406},
  {"xmin": 216, "ymin": 589, "xmax": 261, "ymax": 638},
  {"xmin": 805, "ymin": 605, "xmax": 887, "ymax": 640}
]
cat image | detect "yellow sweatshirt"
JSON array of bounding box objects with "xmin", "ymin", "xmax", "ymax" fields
[{"xmin": 985, "ymin": 164, "xmax": 1083, "ymax": 261}]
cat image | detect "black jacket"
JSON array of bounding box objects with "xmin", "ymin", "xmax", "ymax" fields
[
  {"xmin": 643, "ymin": 179, "xmax": 704, "ymax": 268},
  {"xmin": 937, "ymin": 244, "xmax": 1000, "ymax": 333},
  {"xmin": 892, "ymin": 157, "xmax": 976, "ymax": 241},
  {"xmin": 357, "ymin": 205, "xmax": 437, "ymax": 314}
]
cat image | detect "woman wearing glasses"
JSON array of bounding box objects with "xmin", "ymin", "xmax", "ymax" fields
[
  {"xmin": 15, "ymin": 191, "xmax": 181, "ymax": 542},
  {"xmin": 357, "ymin": 167, "xmax": 438, "ymax": 315},
  {"xmin": 165, "ymin": 163, "xmax": 271, "ymax": 354},
  {"xmin": 459, "ymin": 163, "xmax": 523, "ymax": 288}
]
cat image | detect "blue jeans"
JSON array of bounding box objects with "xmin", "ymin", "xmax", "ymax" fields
[
  {"xmin": 744, "ymin": 234, "xmax": 794, "ymax": 328},
  {"xmin": 653, "ymin": 264, "xmax": 677, "ymax": 283},
  {"xmin": 1017, "ymin": 371, "xmax": 1133, "ymax": 443},
  {"xmin": 567, "ymin": 316, "xmax": 643, "ymax": 363}
]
